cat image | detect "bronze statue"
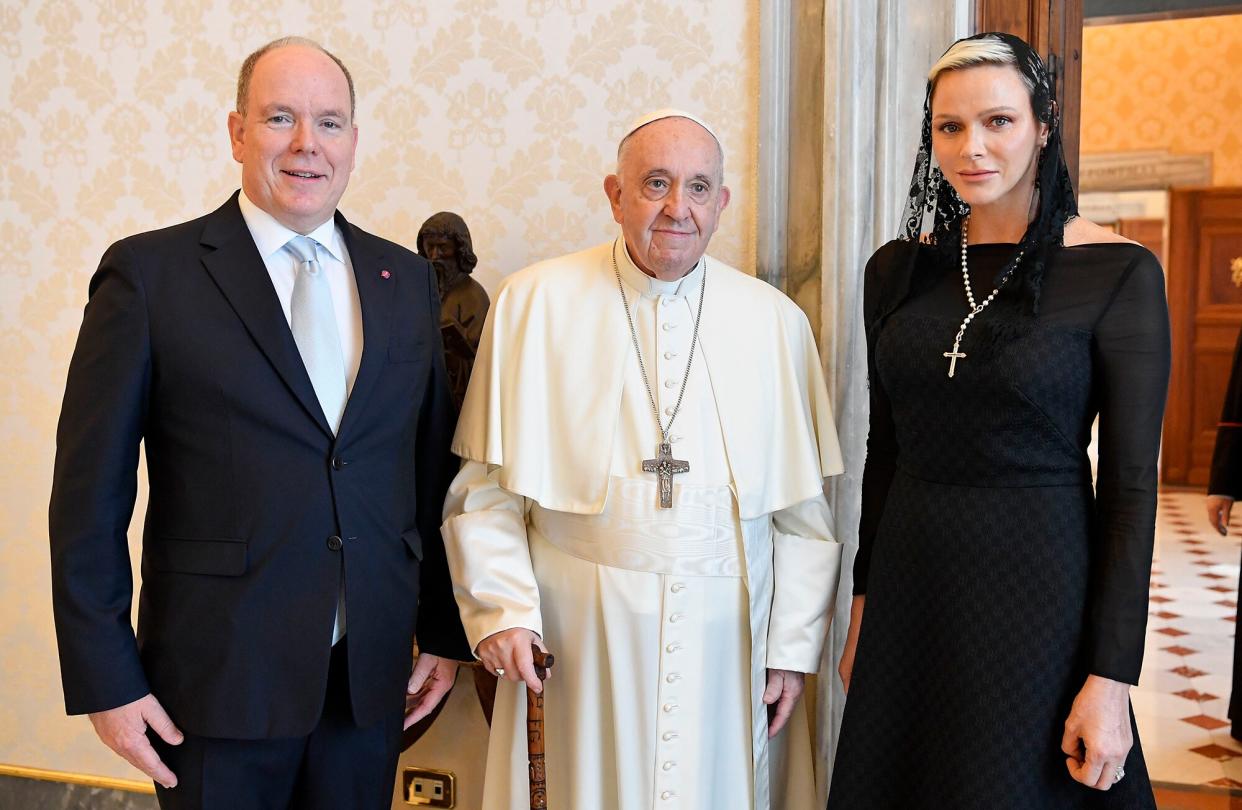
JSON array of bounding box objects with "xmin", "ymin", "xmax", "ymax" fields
[
  {"xmin": 414, "ymin": 212, "xmax": 498, "ymax": 739},
  {"xmin": 416, "ymin": 212, "xmax": 491, "ymax": 410}
]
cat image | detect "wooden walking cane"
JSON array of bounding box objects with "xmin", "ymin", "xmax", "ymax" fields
[{"xmin": 528, "ymin": 645, "xmax": 555, "ymax": 810}]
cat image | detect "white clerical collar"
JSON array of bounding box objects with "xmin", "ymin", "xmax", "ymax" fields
[
  {"xmin": 238, "ymin": 190, "xmax": 344, "ymax": 263},
  {"xmin": 615, "ymin": 237, "xmax": 705, "ymax": 299}
]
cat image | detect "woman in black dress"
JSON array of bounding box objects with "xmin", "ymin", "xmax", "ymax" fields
[{"xmin": 827, "ymin": 33, "xmax": 1169, "ymax": 808}]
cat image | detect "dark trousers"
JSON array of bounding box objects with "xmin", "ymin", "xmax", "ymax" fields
[
  {"xmin": 1233, "ymin": 571, "xmax": 1242, "ymax": 740},
  {"xmin": 149, "ymin": 640, "xmax": 403, "ymax": 810}
]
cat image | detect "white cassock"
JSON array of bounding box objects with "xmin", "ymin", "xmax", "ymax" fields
[{"xmin": 442, "ymin": 240, "xmax": 844, "ymax": 810}]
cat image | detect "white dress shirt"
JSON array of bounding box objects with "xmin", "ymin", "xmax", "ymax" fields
[{"xmin": 237, "ymin": 191, "xmax": 363, "ymax": 395}]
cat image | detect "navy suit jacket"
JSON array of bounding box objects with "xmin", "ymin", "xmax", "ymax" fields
[{"xmin": 49, "ymin": 192, "xmax": 470, "ymax": 738}]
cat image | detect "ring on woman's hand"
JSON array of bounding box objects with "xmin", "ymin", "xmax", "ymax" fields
[
  {"xmin": 494, "ymin": 667, "xmax": 505, "ymax": 677},
  {"xmin": 1113, "ymin": 765, "xmax": 1125, "ymax": 783}
]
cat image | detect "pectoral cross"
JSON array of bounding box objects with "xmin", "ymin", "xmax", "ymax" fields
[
  {"xmin": 944, "ymin": 341, "xmax": 967, "ymax": 379},
  {"xmin": 642, "ymin": 442, "xmax": 690, "ymax": 508}
]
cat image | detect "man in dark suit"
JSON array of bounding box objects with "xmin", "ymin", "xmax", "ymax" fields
[
  {"xmin": 48, "ymin": 36, "xmax": 469, "ymax": 808},
  {"xmin": 1208, "ymin": 328, "xmax": 1242, "ymax": 741}
]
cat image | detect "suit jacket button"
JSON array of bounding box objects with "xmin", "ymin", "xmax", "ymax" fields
[
  {"xmin": 327, "ymin": 535, "xmax": 343, "ymax": 551},
  {"xmin": 331, "ymin": 456, "xmax": 345, "ymax": 470}
]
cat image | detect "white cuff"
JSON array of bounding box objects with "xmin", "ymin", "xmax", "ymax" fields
[{"xmin": 766, "ymin": 532, "xmax": 841, "ymax": 673}]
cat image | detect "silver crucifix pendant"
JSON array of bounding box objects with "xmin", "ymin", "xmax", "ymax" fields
[
  {"xmin": 642, "ymin": 442, "xmax": 690, "ymax": 508},
  {"xmin": 944, "ymin": 341, "xmax": 967, "ymax": 378}
]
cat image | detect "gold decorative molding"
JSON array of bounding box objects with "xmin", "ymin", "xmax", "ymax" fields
[
  {"xmin": 0, "ymin": 763, "xmax": 154, "ymax": 794},
  {"xmin": 1079, "ymin": 150, "xmax": 1213, "ymax": 192}
]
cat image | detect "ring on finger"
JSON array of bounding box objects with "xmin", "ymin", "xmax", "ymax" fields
[
  {"xmin": 1113, "ymin": 765, "xmax": 1125, "ymax": 783},
  {"xmin": 494, "ymin": 666, "xmax": 505, "ymax": 677}
]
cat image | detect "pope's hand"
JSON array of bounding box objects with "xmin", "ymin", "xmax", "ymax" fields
[
  {"xmin": 405, "ymin": 653, "xmax": 459, "ymax": 729},
  {"xmin": 763, "ymin": 669, "xmax": 805, "ymax": 738},
  {"xmin": 89, "ymin": 693, "xmax": 182, "ymax": 789},
  {"xmin": 477, "ymin": 628, "xmax": 550, "ymax": 694}
]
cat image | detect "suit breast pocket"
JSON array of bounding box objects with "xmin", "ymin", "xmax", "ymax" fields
[
  {"xmin": 387, "ymin": 340, "xmax": 427, "ymax": 364},
  {"xmin": 147, "ymin": 537, "xmax": 247, "ymax": 577}
]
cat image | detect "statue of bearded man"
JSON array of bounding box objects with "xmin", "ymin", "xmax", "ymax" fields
[{"xmin": 417, "ymin": 212, "xmax": 491, "ymax": 410}]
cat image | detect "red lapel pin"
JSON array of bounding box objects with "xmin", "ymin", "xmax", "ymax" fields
[{"xmin": 380, "ymin": 269, "xmax": 391, "ymax": 279}]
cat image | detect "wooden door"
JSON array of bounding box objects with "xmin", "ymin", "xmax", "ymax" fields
[
  {"xmin": 1162, "ymin": 187, "xmax": 1242, "ymax": 486},
  {"xmin": 1116, "ymin": 218, "xmax": 1165, "ymax": 268}
]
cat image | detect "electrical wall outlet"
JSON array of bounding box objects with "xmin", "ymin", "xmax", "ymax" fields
[{"xmin": 402, "ymin": 767, "xmax": 455, "ymax": 807}]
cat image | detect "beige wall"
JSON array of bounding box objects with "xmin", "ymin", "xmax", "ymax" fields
[
  {"xmin": 1081, "ymin": 14, "xmax": 1242, "ymax": 186},
  {"xmin": 0, "ymin": 0, "xmax": 758, "ymax": 787}
]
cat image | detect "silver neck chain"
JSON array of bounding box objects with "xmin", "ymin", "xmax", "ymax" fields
[{"xmin": 611, "ymin": 239, "xmax": 707, "ymax": 442}]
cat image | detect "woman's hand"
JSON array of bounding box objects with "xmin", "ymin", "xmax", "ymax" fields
[
  {"xmin": 837, "ymin": 595, "xmax": 865, "ymax": 694},
  {"xmin": 1061, "ymin": 674, "xmax": 1134, "ymax": 790}
]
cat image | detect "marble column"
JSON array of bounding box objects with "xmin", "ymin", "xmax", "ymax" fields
[
  {"xmin": 758, "ymin": 0, "xmax": 973, "ymax": 802},
  {"xmin": 814, "ymin": 2, "xmax": 972, "ymax": 801}
]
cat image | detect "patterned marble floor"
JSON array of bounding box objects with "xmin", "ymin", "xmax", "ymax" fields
[{"xmin": 1135, "ymin": 490, "xmax": 1242, "ymax": 789}]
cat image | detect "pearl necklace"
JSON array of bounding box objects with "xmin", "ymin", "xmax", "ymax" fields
[{"xmin": 942, "ymin": 219, "xmax": 1023, "ymax": 378}]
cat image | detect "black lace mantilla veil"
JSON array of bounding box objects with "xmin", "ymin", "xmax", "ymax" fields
[{"xmin": 876, "ymin": 32, "xmax": 1079, "ymax": 332}]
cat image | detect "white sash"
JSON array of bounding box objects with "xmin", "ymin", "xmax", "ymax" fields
[{"xmin": 530, "ymin": 477, "xmax": 743, "ymax": 578}]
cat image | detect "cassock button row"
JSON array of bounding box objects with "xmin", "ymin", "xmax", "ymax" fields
[
  {"xmin": 661, "ymin": 791, "xmax": 676, "ymax": 800},
  {"xmin": 662, "ymin": 731, "xmax": 679, "ymax": 741},
  {"xmin": 662, "ymin": 761, "xmax": 676, "ymax": 771},
  {"xmin": 327, "ymin": 535, "xmax": 343, "ymax": 551},
  {"xmin": 664, "ymin": 351, "xmax": 677, "ymax": 360},
  {"xmin": 666, "ymin": 673, "xmax": 681, "ymax": 683},
  {"xmin": 665, "ymin": 407, "xmax": 675, "ymax": 416},
  {"xmin": 662, "ymin": 703, "xmax": 678, "ymax": 713},
  {"xmin": 671, "ymin": 583, "xmax": 686, "ymax": 593},
  {"xmin": 669, "ymin": 613, "xmax": 685, "ymax": 623},
  {"xmin": 662, "ymin": 322, "xmax": 676, "ymax": 331},
  {"xmin": 665, "ymin": 642, "xmax": 682, "ymax": 653},
  {"xmin": 664, "ymin": 379, "xmax": 677, "ymax": 389}
]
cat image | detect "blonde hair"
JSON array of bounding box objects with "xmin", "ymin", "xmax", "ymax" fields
[{"xmin": 928, "ymin": 35, "xmax": 1035, "ymax": 97}]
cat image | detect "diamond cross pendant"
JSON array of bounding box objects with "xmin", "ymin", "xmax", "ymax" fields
[
  {"xmin": 944, "ymin": 341, "xmax": 967, "ymax": 379},
  {"xmin": 642, "ymin": 442, "xmax": 690, "ymax": 508}
]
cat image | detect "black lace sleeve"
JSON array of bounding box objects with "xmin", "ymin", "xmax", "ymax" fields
[{"xmin": 1087, "ymin": 249, "xmax": 1171, "ymax": 684}]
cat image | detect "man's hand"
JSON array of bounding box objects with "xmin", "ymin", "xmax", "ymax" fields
[
  {"xmin": 763, "ymin": 669, "xmax": 805, "ymax": 738},
  {"xmin": 1061, "ymin": 675, "xmax": 1134, "ymax": 791},
  {"xmin": 476, "ymin": 628, "xmax": 550, "ymax": 694},
  {"xmin": 1207, "ymin": 495, "xmax": 1234, "ymax": 536},
  {"xmin": 88, "ymin": 694, "xmax": 182, "ymax": 789},
  {"xmin": 405, "ymin": 653, "xmax": 459, "ymax": 729}
]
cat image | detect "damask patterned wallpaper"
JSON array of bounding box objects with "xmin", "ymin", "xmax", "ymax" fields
[
  {"xmin": 0, "ymin": 0, "xmax": 757, "ymax": 780},
  {"xmin": 1081, "ymin": 14, "xmax": 1242, "ymax": 186}
]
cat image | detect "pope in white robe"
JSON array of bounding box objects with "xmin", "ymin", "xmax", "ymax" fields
[{"xmin": 442, "ymin": 110, "xmax": 844, "ymax": 810}]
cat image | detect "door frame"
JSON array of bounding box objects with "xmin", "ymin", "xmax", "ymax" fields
[{"xmin": 976, "ymin": 0, "xmax": 1085, "ymax": 188}]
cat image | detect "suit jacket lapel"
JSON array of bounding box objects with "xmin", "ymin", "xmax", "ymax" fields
[
  {"xmin": 199, "ymin": 194, "xmax": 334, "ymax": 438},
  {"xmin": 336, "ymin": 213, "xmax": 394, "ymax": 440}
]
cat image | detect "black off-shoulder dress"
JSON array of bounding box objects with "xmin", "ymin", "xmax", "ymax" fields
[{"xmin": 827, "ymin": 240, "xmax": 1170, "ymax": 809}]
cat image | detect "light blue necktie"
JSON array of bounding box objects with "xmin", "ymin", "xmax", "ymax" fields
[
  {"xmin": 286, "ymin": 235, "xmax": 347, "ymax": 435},
  {"xmin": 287, "ymin": 235, "xmax": 348, "ymax": 645}
]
